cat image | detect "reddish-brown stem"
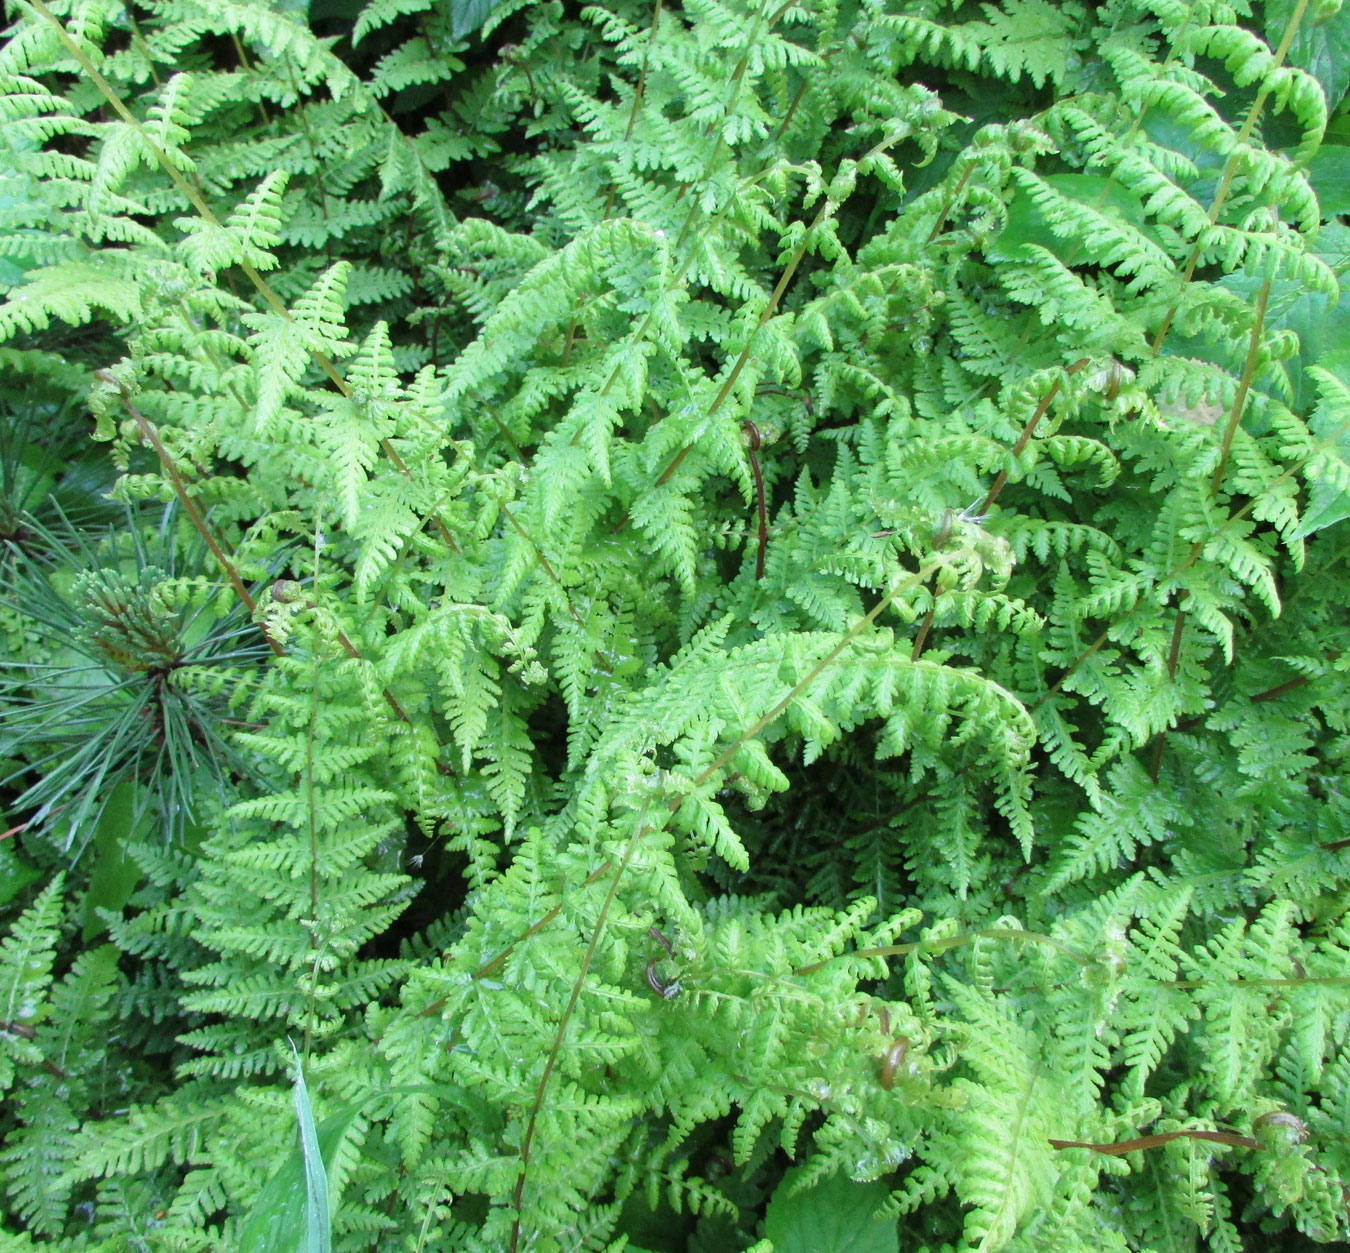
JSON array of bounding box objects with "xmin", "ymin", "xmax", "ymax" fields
[
  {"xmin": 333, "ymin": 627, "xmax": 410, "ymax": 723},
  {"xmin": 1050, "ymin": 1129, "xmax": 1258, "ymax": 1156},
  {"xmin": 911, "ymin": 360, "xmax": 1085, "ymax": 663},
  {"xmin": 558, "ymin": 318, "xmax": 580, "ymax": 369},
  {"xmin": 499, "ymin": 45, "xmax": 538, "ymax": 110},
  {"xmin": 0, "ymin": 1020, "xmax": 67, "ymax": 1079},
  {"xmin": 1149, "ymin": 0, "xmax": 1310, "ymax": 355},
  {"xmin": 742, "ymin": 421, "xmax": 768, "ymax": 579},
  {"xmin": 274, "ymin": 589, "xmax": 421, "ymax": 726},
  {"xmin": 1210, "ymin": 271, "xmax": 1273, "ymax": 497},
  {"xmin": 1148, "ymin": 596, "xmax": 1188, "ymax": 781},
  {"xmin": 1164, "ymin": 601, "xmax": 1188, "ymax": 672},
  {"xmin": 1035, "ymin": 467, "xmax": 1327, "ymax": 712},
  {"xmin": 1252, "ymin": 674, "xmax": 1311, "ymax": 703},
  {"xmin": 1152, "ymin": 258, "xmax": 1271, "ymax": 778},
  {"xmin": 654, "ymin": 196, "xmax": 835, "ymax": 490},
  {"xmin": 648, "ymin": 925, "xmax": 675, "ymax": 956},
  {"xmin": 772, "ymin": 78, "xmax": 809, "ymax": 145},
  {"xmin": 507, "ymin": 795, "xmax": 653, "ymax": 1252},
  {"xmin": 910, "ymin": 603, "xmax": 936, "ymax": 661},
  {"xmin": 976, "ymin": 359, "xmax": 1088, "ymax": 520},
  {"xmin": 926, "ymin": 163, "xmax": 973, "ymax": 245},
  {"xmin": 97, "ymin": 375, "xmax": 283, "ymax": 657},
  {"xmin": 1026, "ymin": 406, "xmax": 1350, "ymax": 716},
  {"xmin": 624, "ymin": 0, "xmax": 663, "ymax": 143},
  {"xmin": 560, "ymin": 0, "xmax": 662, "ymax": 363},
  {"xmin": 415, "ymin": 863, "xmax": 618, "ymax": 1016},
  {"xmin": 429, "ymin": 309, "xmax": 444, "ymax": 371},
  {"xmin": 1169, "ymin": 662, "xmax": 1326, "ymax": 737}
]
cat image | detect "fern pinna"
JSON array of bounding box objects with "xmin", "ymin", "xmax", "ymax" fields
[{"xmin": 1, "ymin": 0, "xmax": 1349, "ymax": 1248}]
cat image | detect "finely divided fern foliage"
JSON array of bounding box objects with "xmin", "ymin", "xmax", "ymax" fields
[{"xmin": 1, "ymin": 0, "xmax": 1350, "ymax": 1248}]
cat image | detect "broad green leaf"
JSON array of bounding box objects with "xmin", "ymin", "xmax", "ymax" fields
[
  {"xmin": 1267, "ymin": 0, "xmax": 1350, "ymax": 116},
  {"xmin": 0, "ymin": 840, "xmax": 41, "ymax": 909},
  {"xmin": 1290, "ymin": 350, "xmax": 1350, "ymax": 539},
  {"xmin": 1217, "ymin": 222, "xmax": 1350, "ymax": 413},
  {"xmin": 80, "ymin": 781, "xmax": 144, "ymax": 941},
  {"xmin": 764, "ymin": 1169, "xmax": 898, "ymax": 1253},
  {"xmin": 449, "ymin": 0, "xmax": 510, "ymax": 40},
  {"xmin": 986, "ymin": 173, "xmax": 1160, "ymax": 264},
  {"xmin": 1306, "ymin": 143, "xmax": 1350, "ymax": 219}
]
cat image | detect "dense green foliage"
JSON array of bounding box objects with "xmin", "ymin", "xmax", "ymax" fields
[{"xmin": 2, "ymin": 0, "xmax": 1350, "ymax": 1247}]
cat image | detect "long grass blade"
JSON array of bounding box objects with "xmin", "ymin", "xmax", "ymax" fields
[{"xmin": 290, "ymin": 1043, "xmax": 332, "ymax": 1253}]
